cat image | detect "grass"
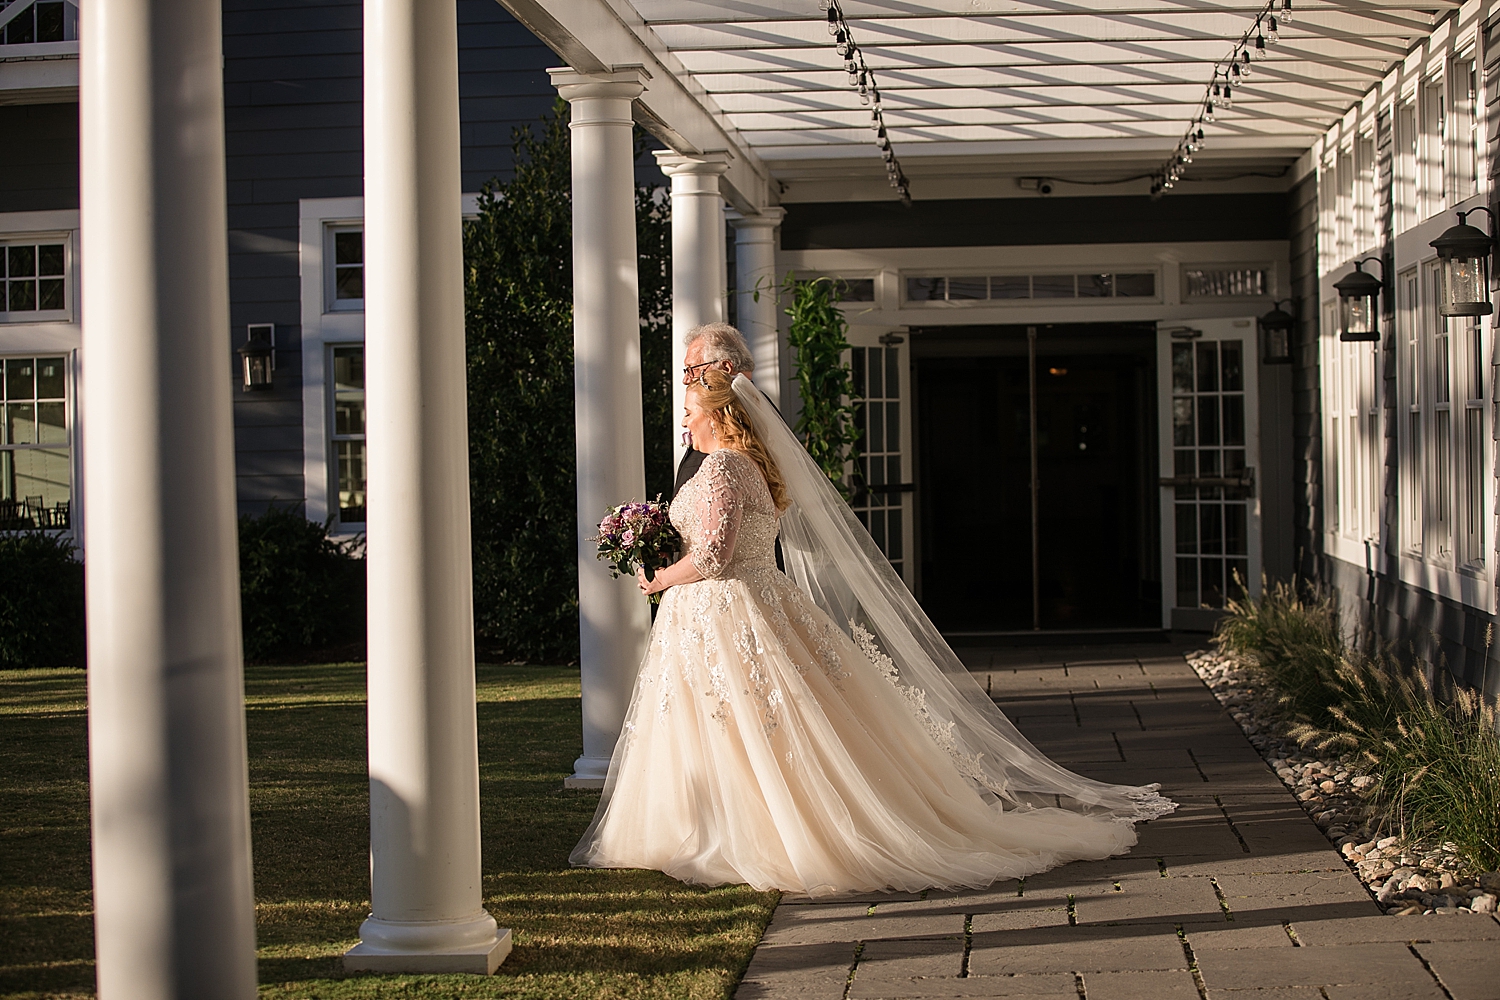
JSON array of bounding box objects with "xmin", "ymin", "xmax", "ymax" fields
[
  {"xmin": 0, "ymin": 663, "xmax": 779, "ymax": 999},
  {"xmin": 1215, "ymin": 578, "xmax": 1500, "ymax": 872}
]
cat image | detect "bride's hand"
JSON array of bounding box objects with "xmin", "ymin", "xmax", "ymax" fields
[{"xmin": 635, "ymin": 567, "xmax": 660, "ymax": 596}]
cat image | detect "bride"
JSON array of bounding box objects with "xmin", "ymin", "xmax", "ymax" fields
[{"xmin": 570, "ymin": 368, "xmax": 1174, "ymax": 897}]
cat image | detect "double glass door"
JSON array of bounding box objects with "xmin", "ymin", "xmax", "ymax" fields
[{"xmin": 1157, "ymin": 319, "xmax": 1262, "ymax": 627}]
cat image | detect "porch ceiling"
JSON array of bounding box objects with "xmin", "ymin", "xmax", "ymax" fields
[{"xmin": 620, "ymin": 0, "xmax": 1452, "ymax": 191}]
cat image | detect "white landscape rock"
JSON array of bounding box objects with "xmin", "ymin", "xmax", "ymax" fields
[{"xmin": 1185, "ymin": 649, "xmax": 1492, "ymax": 918}]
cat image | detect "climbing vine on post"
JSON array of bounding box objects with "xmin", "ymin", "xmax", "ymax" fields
[{"xmin": 785, "ymin": 275, "xmax": 861, "ymax": 497}]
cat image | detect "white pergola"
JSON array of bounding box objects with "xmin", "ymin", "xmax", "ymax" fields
[{"xmin": 83, "ymin": 2, "xmax": 1453, "ymax": 996}]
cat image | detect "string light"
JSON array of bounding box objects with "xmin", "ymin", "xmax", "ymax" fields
[
  {"xmin": 820, "ymin": 0, "xmax": 911, "ymax": 205},
  {"xmin": 1150, "ymin": 1, "xmax": 1290, "ymax": 198}
]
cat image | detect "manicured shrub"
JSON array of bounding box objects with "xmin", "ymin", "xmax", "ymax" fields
[
  {"xmin": 0, "ymin": 531, "xmax": 84, "ymax": 669},
  {"xmin": 238, "ymin": 506, "xmax": 364, "ymax": 662}
]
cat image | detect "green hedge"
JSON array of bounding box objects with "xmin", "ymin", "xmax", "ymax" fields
[
  {"xmin": 0, "ymin": 531, "xmax": 84, "ymax": 669},
  {"xmin": 238, "ymin": 506, "xmax": 365, "ymax": 662}
]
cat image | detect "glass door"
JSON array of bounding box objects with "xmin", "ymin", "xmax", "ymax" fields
[
  {"xmin": 1157, "ymin": 319, "xmax": 1262, "ymax": 628},
  {"xmin": 847, "ymin": 328, "xmax": 914, "ymax": 589}
]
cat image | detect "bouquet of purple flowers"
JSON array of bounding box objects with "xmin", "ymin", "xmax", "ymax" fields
[{"xmin": 594, "ymin": 497, "xmax": 683, "ymax": 604}]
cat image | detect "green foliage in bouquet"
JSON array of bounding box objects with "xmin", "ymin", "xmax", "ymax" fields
[
  {"xmin": 0, "ymin": 530, "xmax": 84, "ymax": 669},
  {"xmin": 785, "ymin": 275, "xmax": 861, "ymax": 497},
  {"xmin": 464, "ymin": 102, "xmax": 673, "ymax": 662}
]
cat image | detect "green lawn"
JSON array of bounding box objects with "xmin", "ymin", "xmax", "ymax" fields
[{"xmin": 0, "ymin": 663, "xmax": 778, "ymax": 999}]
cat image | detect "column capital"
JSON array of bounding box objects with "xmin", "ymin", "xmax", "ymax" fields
[
  {"xmin": 727, "ymin": 207, "xmax": 786, "ymax": 230},
  {"xmin": 548, "ymin": 66, "xmax": 649, "ymax": 104},
  {"xmin": 653, "ymin": 149, "xmax": 732, "ymax": 177}
]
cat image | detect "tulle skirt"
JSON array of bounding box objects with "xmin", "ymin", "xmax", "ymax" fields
[{"xmin": 570, "ymin": 564, "xmax": 1141, "ymax": 897}]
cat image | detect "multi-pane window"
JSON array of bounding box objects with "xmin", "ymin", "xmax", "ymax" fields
[
  {"xmin": 328, "ymin": 228, "xmax": 363, "ymax": 311},
  {"xmin": 1, "ymin": 0, "xmax": 72, "ymax": 45},
  {"xmin": 1337, "ymin": 147, "xmax": 1355, "ymax": 262},
  {"xmin": 1325, "ymin": 334, "xmax": 1381, "ymax": 543},
  {"xmin": 330, "ymin": 346, "xmax": 366, "ymax": 526},
  {"xmin": 850, "ymin": 345, "xmax": 904, "ymax": 576},
  {"xmin": 905, "ymin": 272, "xmax": 1155, "ymax": 303},
  {"xmin": 1355, "ymin": 135, "xmax": 1377, "ymax": 254},
  {"xmin": 1420, "ymin": 78, "xmax": 1445, "ymax": 219},
  {"xmin": 2, "ymin": 242, "xmax": 65, "ymax": 317},
  {"xmin": 1172, "ymin": 340, "xmax": 1250, "ymax": 609},
  {"xmin": 1447, "ymin": 56, "xmax": 1480, "ymax": 205},
  {"xmin": 1, "ymin": 356, "xmax": 69, "ymax": 529},
  {"xmin": 1397, "ymin": 101, "xmax": 1419, "ymax": 232},
  {"xmin": 1183, "ymin": 268, "xmax": 1267, "ymax": 299},
  {"xmin": 1395, "ymin": 261, "xmax": 1488, "ymax": 570},
  {"xmin": 1318, "ymin": 158, "xmax": 1337, "ymax": 273}
]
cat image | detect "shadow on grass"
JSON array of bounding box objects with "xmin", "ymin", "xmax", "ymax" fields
[{"xmin": 1, "ymin": 662, "xmax": 778, "ymax": 1000}]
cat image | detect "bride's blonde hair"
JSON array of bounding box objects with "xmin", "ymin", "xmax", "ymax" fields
[{"xmin": 692, "ymin": 370, "xmax": 789, "ymax": 511}]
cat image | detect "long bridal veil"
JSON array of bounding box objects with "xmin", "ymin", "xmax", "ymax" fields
[{"xmin": 732, "ymin": 375, "xmax": 1174, "ymax": 823}]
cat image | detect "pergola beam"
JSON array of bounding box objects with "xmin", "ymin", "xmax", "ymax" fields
[{"xmin": 496, "ymin": 0, "xmax": 774, "ymax": 211}]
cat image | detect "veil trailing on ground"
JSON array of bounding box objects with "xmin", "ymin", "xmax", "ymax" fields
[{"xmin": 732, "ymin": 375, "xmax": 1175, "ymax": 823}]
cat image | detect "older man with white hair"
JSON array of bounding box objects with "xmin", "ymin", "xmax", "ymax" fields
[{"xmin": 675, "ymin": 322, "xmax": 755, "ymax": 495}]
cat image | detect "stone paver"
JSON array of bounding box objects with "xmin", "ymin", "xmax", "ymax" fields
[{"xmin": 732, "ymin": 640, "xmax": 1500, "ymax": 1000}]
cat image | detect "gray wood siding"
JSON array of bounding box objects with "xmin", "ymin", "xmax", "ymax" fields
[
  {"xmin": 222, "ymin": 0, "xmax": 559, "ymax": 513},
  {"xmin": 0, "ymin": 103, "xmax": 78, "ymax": 213}
]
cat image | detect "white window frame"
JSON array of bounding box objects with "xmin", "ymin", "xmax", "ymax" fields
[
  {"xmin": 0, "ymin": 229, "xmax": 75, "ymax": 325},
  {"xmin": 324, "ymin": 224, "xmax": 365, "ymax": 313},
  {"xmin": 0, "ymin": 210, "xmax": 82, "ymax": 545},
  {"xmin": 299, "ymin": 195, "xmax": 478, "ymax": 535}
]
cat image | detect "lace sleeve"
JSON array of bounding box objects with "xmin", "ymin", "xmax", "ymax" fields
[{"xmin": 689, "ymin": 451, "xmax": 746, "ymax": 579}]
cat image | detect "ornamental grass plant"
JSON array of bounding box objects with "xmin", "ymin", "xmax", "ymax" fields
[{"xmin": 1214, "ymin": 577, "xmax": 1500, "ymax": 872}]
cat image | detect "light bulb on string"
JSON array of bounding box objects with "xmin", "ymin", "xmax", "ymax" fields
[
  {"xmin": 1280, "ymin": 0, "xmax": 1292, "ymax": 23},
  {"xmin": 1240, "ymin": 50, "xmax": 1252, "ymax": 75},
  {"xmin": 1267, "ymin": 16, "xmax": 1279, "ymax": 42},
  {"xmin": 827, "ymin": 5, "xmax": 839, "ymax": 34},
  {"xmin": 1231, "ymin": 62, "xmax": 1241, "ymax": 80},
  {"xmin": 1203, "ymin": 102, "xmax": 1215, "ymax": 123},
  {"xmin": 1211, "ymin": 81, "xmax": 1221, "ymax": 105},
  {"xmin": 1222, "ymin": 83, "xmax": 1233, "ymax": 107},
  {"xmin": 1255, "ymin": 33, "xmax": 1267, "ymax": 58}
]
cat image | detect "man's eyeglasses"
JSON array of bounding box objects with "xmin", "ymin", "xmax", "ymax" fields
[{"xmin": 682, "ymin": 361, "xmax": 717, "ymax": 384}]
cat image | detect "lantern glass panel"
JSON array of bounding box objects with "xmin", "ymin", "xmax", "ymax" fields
[
  {"xmin": 243, "ymin": 354, "xmax": 272, "ymax": 389},
  {"xmin": 1341, "ymin": 293, "xmax": 1376, "ymax": 337},
  {"xmin": 1438, "ymin": 253, "xmax": 1490, "ymax": 315}
]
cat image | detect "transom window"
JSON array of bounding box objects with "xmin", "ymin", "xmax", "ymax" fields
[
  {"xmin": 330, "ymin": 345, "xmax": 366, "ymax": 526},
  {"xmin": 906, "ymin": 272, "xmax": 1155, "ymax": 304},
  {"xmin": 1, "ymin": 0, "xmax": 75, "ymax": 45},
  {"xmin": 2, "ymin": 242, "xmax": 66, "ymax": 317},
  {"xmin": 1182, "ymin": 268, "xmax": 1267, "ymax": 299},
  {"xmin": 1, "ymin": 356, "xmax": 70, "ymax": 529}
]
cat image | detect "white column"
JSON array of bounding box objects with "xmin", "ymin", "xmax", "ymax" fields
[
  {"xmin": 655, "ymin": 151, "xmax": 731, "ymax": 469},
  {"xmin": 79, "ymin": 1, "xmax": 257, "ymax": 997},
  {"xmin": 729, "ymin": 208, "xmax": 786, "ymax": 410},
  {"xmin": 344, "ymin": 0, "xmax": 509, "ymax": 975},
  {"xmin": 551, "ymin": 68, "xmax": 654, "ymax": 789}
]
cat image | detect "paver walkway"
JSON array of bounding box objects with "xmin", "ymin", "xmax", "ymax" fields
[{"xmin": 735, "ymin": 640, "xmax": 1500, "ymax": 1000}]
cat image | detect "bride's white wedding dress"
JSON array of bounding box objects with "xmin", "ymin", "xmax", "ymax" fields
[{"xmin": 571, "ymin": 382, "xmax": 1174, "ymax": 896}]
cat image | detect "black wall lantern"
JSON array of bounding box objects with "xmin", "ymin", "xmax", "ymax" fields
[
  {"xmin": 238, "ymin": 323, "xmax": 275, "ymax": 391},
  {"xmin": 1430, "ymin": 206, "xmax": 1496, "ymax": 317},
  {"xmin": 1258, "ymin": 299, "xmax": 1296, "ymax": 364},
  {"xmin": 1332, "ymin": 257, "xmax": 1384, "ymax": 341}
]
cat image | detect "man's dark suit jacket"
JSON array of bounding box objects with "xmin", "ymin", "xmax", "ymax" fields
[{"xmin": 674, "ymin": 448, "xmax": 708, "ymax": 498}]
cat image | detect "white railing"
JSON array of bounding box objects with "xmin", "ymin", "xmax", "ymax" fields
[{"xmin": 0, "ymin": 0, "xmax": 79, "ymax": 58}]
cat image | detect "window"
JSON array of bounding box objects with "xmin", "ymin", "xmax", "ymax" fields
[
  {"xmin": 1420, "ymin": 78, "xmax": 1445, "ymax": 219},
  {"xmin": 1449, "ymin": 56, "xmax": 1480, "ymax": 204},
  {"xmin": 1355, "ymin": 134, "xmax": 1376, "ymax": 254},
  {"xmin": 1, "ymin": 0, "xmax": 73, "ymax": 45},
  {"xmin": 1337, "ymin": 147, "xmax": 1354, "ymax": 262},
  {"xmin": 1399, "ymin": 269, "xmax": 1422, "ymax": 551},
  {"xmin": 850, "ymin": 345, "xmax": 905, "ymax": 576},
  {"xmin": 1397, "ymin": 100, "xmax": 1419, "ymax": 232},
  {"xmin": 1458, "ymin": 313, "xmax": 1486, "ymax": 567},
  {"xmin": 1, "ymin": 241, "xmax": 66, "ymax": 318},
  {"xmin": 1318, "ymin": 157, "xmax": 1337, "ymax": 273},
  {"xmin": 0, "ymin": 356, "xmax": 69, "ymax": 529},
  {"xmin": 1325, "ymin": 332, "xmax": 1381, "ymax": 543},
  {"xmin": 327, "ymin": 227, "xmax": 364, "ymax": 311},
  {"xmin": 1183, "ymin": 268, "xmax": 1267, "ymax": 299},
  {"xmin": 833, "ymin": 278, "xmax": 875, "ymax": 302},
  {"xmin": 904, "ymin": 272, "xmax": 1155, "ymax": 304},
  {"xmin": 329, "ymin": 346, "xmax": 366, "ymax": 526}
]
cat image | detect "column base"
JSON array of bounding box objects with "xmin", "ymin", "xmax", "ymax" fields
[
  {"xmin": 343, "ymin": 913, "xmax": 511, "ymax": 975},
  {"xmin": 564, "ymin": 754, "xmax": 611, "ymax": 789}
]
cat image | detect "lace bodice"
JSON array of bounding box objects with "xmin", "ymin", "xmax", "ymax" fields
[{"xmin": 674, "ymin": 448, "xmax": 780, "ymax": 579}]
